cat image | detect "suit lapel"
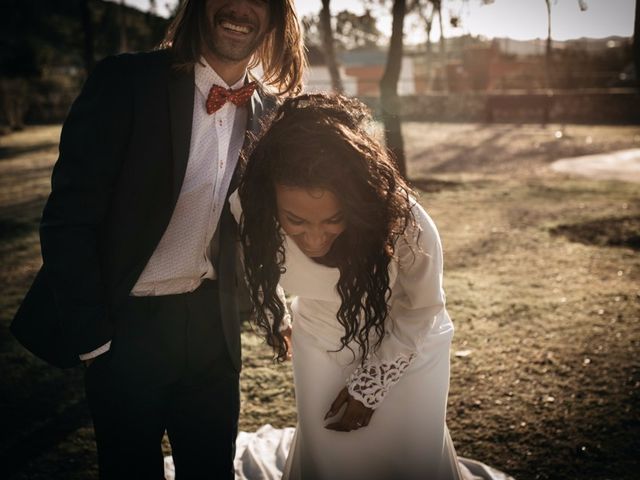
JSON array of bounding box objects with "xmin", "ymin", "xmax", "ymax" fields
[
  {"xmin": 168, "ymin": 67, "xmax": 195, "ymax": 207},
  {"xmin": 228, "ymin": 88, "xmax": 266, "ymax": 194},
  {"xmin": 247, "ymin": 88, "xmax": 264, "ymax": 137}
]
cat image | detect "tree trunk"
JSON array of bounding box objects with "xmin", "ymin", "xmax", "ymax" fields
[
  {"xmin": 437, "ymin": 1, "xmax": 445, "ymax": 60},
  {"xmin": 437, "ymin": 0, "xmax": 447, "ymax": 91},
  {"xmin": 424, "ymin": 8, "xmax": 435, "ymax": 91},
  {"xmin": 0, "ymin": 79, "xmax": 28, "ymax": 131},
  {"xmin": 634, "ymin": 0, "xmax": 640, "ymax": 88},
  {"xmin": 545, "ymin": 0, "xmax": 552, "ymax": 89},
  {"xmin": 147, "ymin": 0, "xmax": 158, "ymax": 24},
  {"xmin": 119, "ymin": 0, "xmax": 128, "ymax": 53},
  {"xmin": 80, "ymin": 0, "xmax": 95, "ymax": 74},
  {"xmin": 320, "ymin": 0, "xmax": 344, "ymax": 93},
  {"xmin": 380, "ymin": 0, "xmax": 407, "ymax": 178},
  {"xmin": 542, "ymin": 0, "xmax": 553, "ymax": 123}
]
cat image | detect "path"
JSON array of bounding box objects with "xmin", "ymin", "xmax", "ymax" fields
[{"xmin": 550, "ymin": 148, "xmax": 640, "ymax": 183}]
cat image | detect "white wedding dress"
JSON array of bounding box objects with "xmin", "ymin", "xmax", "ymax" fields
[{"xmin": 164, "ymin": 193, "xmax": 513, "ymax": 480}]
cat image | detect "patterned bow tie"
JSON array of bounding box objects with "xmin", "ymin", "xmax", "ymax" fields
[{"xmin": 206, "ymin": 81, "xmax": 256, "ymax": 114}]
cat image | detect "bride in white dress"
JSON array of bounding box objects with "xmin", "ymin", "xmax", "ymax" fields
[{"xmin": 209, "ymin": 94, "xmax": 512, "ymax": 480}]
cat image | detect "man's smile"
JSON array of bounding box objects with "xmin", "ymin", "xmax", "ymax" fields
[{"xmin": 219, "ymin": 19, "xmax": 253, "ymax": 35}]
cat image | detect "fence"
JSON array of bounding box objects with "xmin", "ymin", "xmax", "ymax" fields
[
  {"xmin": 2, "ymin": 79, "xmax": 639, "ymax": 128},
  {"xmin": 360, "ymin": 89, "xmax": 640, "ymax": 124}
]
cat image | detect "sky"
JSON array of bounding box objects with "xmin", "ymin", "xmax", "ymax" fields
[{"xmin": 122, "ymin": 0, "xmax": 636, "ymax": 42}]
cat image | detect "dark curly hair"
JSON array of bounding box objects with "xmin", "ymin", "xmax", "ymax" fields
[{"xmin": 238, "ymin": 93, "xmax": 416, "ymax": 362}]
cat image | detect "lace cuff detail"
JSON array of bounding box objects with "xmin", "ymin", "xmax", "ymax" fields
[
  {"xmin": 346, "ymin": 353, "xmax": 416, "ymax": 409},
  {"xmin": 266, "ymin": 307, "xmax": 292, "ymax": 332},
  {"xmin": 248, "ymin": 282, "xmax": 292, "ymax": 332}
]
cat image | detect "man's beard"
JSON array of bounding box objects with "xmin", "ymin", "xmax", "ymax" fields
[
  {"xmin": 207, "ymin": 34, "xmax": 265, "ymax": 62},
  {"xmin": 204, "ymin": 13, "xmax": 268, "ymax": 63}
]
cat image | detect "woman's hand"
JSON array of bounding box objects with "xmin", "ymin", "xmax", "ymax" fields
[
  {"xmin": 282, "ymin": 327, "xmax": 293, "ymax": 361},
  {"xmin": 268, "ymin": 327, "xmax": 293, "ymax": 361},
  {"xmin": 324, "ymin": 387, "xmax": 374, "ymax": 431}
]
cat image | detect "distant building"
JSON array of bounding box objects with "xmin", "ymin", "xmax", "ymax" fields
[
  {"xmin": 304, "ymin": 47, "xmax": 415, "ymax": 97},
  {"xmin": 303, "ymin": 35, "xmax": 632, "ymax": 95}
]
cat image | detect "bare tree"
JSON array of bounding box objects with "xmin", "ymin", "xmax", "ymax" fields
[
  {"xmin": 119, "ymin": 0, "xmax": 128, "ymax": 53},
  {"xmin": 380, "ymin": 0, "xmax": 408, "ymax": 177},
  {"xmin": 415, "ymin": 0, "xmax": 447, "ymax": 91},
  {"xmin": 418, "ymin": 2, "xmax": 437, "ymax": 90},
  {"xmin": 544, "ymin": 0, "xmax": 552, "ymax": 89},
  {"xmin": 80, "ymin": 0, "xmax": 95, "ymax": 74},
  {"xmin": 419, "ymin": 3, "xmax": 437, "ymax": 57},
  {"xmin": 635, "ymin": 0, "xmax": 640, "ymax": 88},
  {"xmin": 335, "ymin": 10, "xmax": 382, "ymax": 49},
  {"xmin": 320, "ymin": 0, "xmax": 344, "ymax": 92},
  {"xmin": 147, "ymin": 0, "xmax": 158, "ymax": 24},
  {"xmin": 435, "ymin": 0, "xmax": 446, "ymax": 89},
  {"xmin": 544, "ymin": 0, "xmax": 588, "ymax": 89},
  {"xmin": 168, "ymin": 0, "xmax": 184, "ymax": 17}
]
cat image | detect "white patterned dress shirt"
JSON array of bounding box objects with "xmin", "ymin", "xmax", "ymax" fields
[{"xmin": 80, "ymin": 60, "xmax": 249, "ymax": 360}]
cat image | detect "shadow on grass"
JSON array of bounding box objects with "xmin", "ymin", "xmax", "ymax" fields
[
  {"xmin": 1, "ymin": 397, "xmax": 91, "ymax": 479},
  {"xmin": 0, "ymin": 218, "xmax": 37, "ymax": 242},
  {"xmin": 410, "ymin": 125, "xmax": 519, "ymax": 173},
  {"xmin": 0, "ymin": 143, "xmax": 58, "ymax": 161},
  {"xmin": 409, "ymin": 177, "xmax": 464, "ymax": 193},
  {"xmin": 0, "ymin": 335, "xmax": 90, "ymax": 478},
  {"xmin": 0, "ymin": 164, "xmax": 54, "ymax": 186},
  {"xmin": 550, "ymin": 215, "xmax": 640, "ymax": 251},
  {"xmin": 0, "ymin": 197, "xmax": 47, "ymax": 229}
]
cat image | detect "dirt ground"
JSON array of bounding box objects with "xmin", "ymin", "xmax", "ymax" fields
[{"xmin": 1, "ymin": 123, "xmax": 639, "ymax": 480}]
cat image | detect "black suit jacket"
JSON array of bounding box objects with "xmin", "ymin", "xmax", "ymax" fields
[{"xmin": 10, "ymin": 50, "xmax": 274, "ymax": 370}]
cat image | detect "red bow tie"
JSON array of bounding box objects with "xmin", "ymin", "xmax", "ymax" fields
[{"xmin": 206, "ymin": 82, "xmax": 256, "ymax": 114}]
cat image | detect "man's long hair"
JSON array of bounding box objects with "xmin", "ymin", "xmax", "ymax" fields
[
  {"xmin": 238, "ymin": 94, "xmax": 416, "ymax": 363},
  {"xmin": 162, "ymin": 0, "xmax": 305, "ymax": 96}
]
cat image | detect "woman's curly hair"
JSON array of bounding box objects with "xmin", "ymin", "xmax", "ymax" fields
[{"xmin": 238, "ymin": 93, "xmax": 416, "ymax": 363}]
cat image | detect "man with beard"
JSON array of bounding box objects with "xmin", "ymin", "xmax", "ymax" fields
[{"xmin": 10, "ymin": 0, "xmax": 305, "ymax": 478}]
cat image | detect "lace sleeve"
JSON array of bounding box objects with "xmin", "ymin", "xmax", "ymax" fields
[
  {"xmin": 345, "ymin": 201, "xmax": 450, "ymax": 410},
  {"xmin": 266, "ymin": 285, "xmax": 292, "ymax": 332},
  {"xmin": 346, "ymin": 353, "xmax": 417, "ymax": 409}
]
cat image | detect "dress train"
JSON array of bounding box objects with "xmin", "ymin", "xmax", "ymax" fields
[{"xmin": 163, "ymin": 425, "xmax": 514, "ymax": 480}]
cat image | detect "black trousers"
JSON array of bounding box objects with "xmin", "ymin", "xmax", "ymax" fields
[{"xmin": 84, "ymin": 280, "xmax": 239, "ymax": 479}]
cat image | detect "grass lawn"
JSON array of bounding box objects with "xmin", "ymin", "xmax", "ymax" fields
[{"xmin": 1, "ymin": 123, "xmax": 639, "ymax": 479}]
